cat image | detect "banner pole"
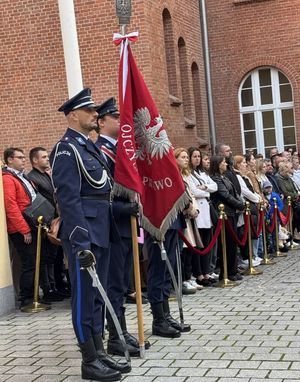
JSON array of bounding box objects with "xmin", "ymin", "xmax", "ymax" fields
[
  {"xmin": 21, "ymin": 216, "xmax": 51, "ymax": 313},
  {"xmin": 260, "ymin": 202, "xmax": 276, "ymax": 265},
  {"xmin": 214, "ymin": 204, "xmax": 236, "ymax": 288},
  {"xmin": 130, "ymin": 216, "xmax": 145, "ymax": 358},
  {"xmin": 273, "ymin": 198, "xmax": 287, "ymax": 258},
  {"xmin": 115, "ymin": 0, "xmax": 145, "ymax": 359}
]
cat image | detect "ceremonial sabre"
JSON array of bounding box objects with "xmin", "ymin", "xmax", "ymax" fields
[
  {"xmin": 175, "ymin": 240, "xmax": 185, "ymax": 324},
  {"xmin": 87, "ymin": 266, "xmax": 131, "ymax": 363}
]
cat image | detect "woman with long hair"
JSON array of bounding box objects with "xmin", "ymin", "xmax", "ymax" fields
[
  {"xmin": 210, "ymin": 156, "xmax": 245, "ymax": 281},
  {"xmin": 174, "ymin": 147, "xmax": 202, "ymax": 293},
  {"xmin": 256, "ymin": 159, "xmax": 268, "ymax": 189},
  {"xmin": 244, "ymin": 152, "xmax": 267, "ymax": 259},
  {"xmin": 245, "ymin": 152, "xmax": 264, "ymax": 198},
  {"xmin": 188, "ymin": 147, "xmax": 218, "ymax": 285}
]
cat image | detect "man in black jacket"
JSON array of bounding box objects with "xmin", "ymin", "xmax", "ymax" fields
[
  {"xmin": 27, "ymin": 147, "xmax": 65, "ymax": 303},
  {"xmin": 28, "ymin": 148, "xmax": 54, "ymax": 204},
  {"xmin": 215, "ymin": 143, "xmax": 241, "ymax": 194},
  {"xmin": 265, "ymin": 158, "xmax": 282, "ymax": 194}
]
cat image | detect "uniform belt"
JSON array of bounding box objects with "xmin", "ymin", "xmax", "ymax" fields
[{"xmin": 81, "ymin": 193, "xmax": 111, "ymax": 201}]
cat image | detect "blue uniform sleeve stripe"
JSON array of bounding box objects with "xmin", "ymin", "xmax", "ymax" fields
[{"xmin": 76, "ymin": 260, "xmax": 85, "ymax": 343}]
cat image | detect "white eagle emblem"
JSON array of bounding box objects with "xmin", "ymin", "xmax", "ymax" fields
[{"xmin": 133, "ymin": 107, "xmax": 172, "ymax": 163}]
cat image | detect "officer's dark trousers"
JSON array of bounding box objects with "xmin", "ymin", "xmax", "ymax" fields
[
  {"xmin": 107, "ymin": 239, "xmax": 133, "ymax": 318},
  {"xmin": 62, "ymin": 240, "xmax": 110, "ymax": 344},
  {"xmin": 9, "ymin": 232, "xmax": 36, "ymax": 302},
  {"xmin": 146, "ymin": 229, "xmax": 177, "ymax": 304}
]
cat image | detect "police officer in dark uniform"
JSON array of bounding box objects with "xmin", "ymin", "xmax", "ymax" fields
[
  {"xmin": 50, "ymin": 89, "xmax": 130, "ymax": 382},
  {"xmin": 146, "ymin": 214, "xmax": 191, "ymax": 338},
  {"xmin": 95, "ymin": 97, "xmax": 150, "ymax": 356}
]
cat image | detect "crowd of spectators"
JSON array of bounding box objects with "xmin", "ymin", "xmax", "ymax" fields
[
  {"xmin": 2, "ymin": 143, "xmax": 300, "ymax": 306},
  {"xmin": 173, "ymin": 144, "xmax": 300, "ymax": 293},
  {"xmin": 1, "ymin": 147, "xmax": 70, "ymax": 308}
]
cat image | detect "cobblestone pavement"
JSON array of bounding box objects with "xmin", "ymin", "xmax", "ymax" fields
[{"xmin": 1, "ymin": 251, "xmax": 300, "ymax": 382}]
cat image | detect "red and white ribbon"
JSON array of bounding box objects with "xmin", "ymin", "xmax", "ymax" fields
[
  {"xmin": 113, "ymin": 31, "xmax": 139, "ymax": 46},
  {"xmin": 113, "ymin": 31, "xmax": 139, "ymax": 101}
]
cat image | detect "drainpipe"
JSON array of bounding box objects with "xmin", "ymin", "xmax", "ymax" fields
[
  {"xmin": 199, "ymin": 0, "xmax": 216, "ymax": 152},
  {"xmin": 57, "ymin": 0, "xmax": 83, "ymax": 96}
]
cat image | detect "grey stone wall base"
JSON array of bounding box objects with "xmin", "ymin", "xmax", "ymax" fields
[{"xmin": 0, "ymin": 285, "xmax": 15, "ymax": 316}]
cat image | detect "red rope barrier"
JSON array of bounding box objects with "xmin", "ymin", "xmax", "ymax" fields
[
  {"xmin": 178, "ymin": 218, "xmax": 222, "ymax": 256},
  {"xmin": 224, "ymin": 214, "xmax": 249, "ymax": 246},
  {"xmin": 279, "ymin": 204, "xmax": 292, "ymax": 226},
  {"xmin": 266, "ymin": 207, "xmax": 277, "ymax": 233},
  {"xmin": 250, "ymin": 209, "xmax": 264, "ymax": 239}
]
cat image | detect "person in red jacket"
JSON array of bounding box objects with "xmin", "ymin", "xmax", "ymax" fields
[{"xmin": 2, "ymin": 147, "xmax": 37, "ymax": 308}]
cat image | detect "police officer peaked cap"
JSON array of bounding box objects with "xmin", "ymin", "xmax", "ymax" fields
[
  {"xmin": 96, "ymin": 97, "xmax": 120, "ymax": 119},
  {"xmin": 58, "ymin": 88, "xmax": 99, "ymax": 115}
]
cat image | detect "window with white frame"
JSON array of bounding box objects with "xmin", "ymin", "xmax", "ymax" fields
[{"xmin": 239, "ymin": 67, "xmax": 296, "ymax": 158}]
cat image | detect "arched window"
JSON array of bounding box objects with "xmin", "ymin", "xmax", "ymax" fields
[
  {"xmin": 162, "ymin": 9, "xmax": 178, "ymax": 98},
  {"xmin": 191, "ymin": 62, "xmax": 203, "ymax": 134},
  {"xmin": 239, "ymin": 67, "xmax": 296, "ymax": 157},
  {"xmin": 178, "ymin": 37, "xmax": 195, "ymax": 127}
]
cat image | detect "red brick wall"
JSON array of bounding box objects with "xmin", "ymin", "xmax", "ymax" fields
[
  {"xmin": 0, "ymin": 0, "xmax": 209, "ymax": 166},
  {"xmin": 151, "ymin": 0, "xmax": 210, "ymax": 147},
  {"xmin": 206, "ymin": 0, "xmax": 300, "ymax": 154},
  {"xmin": 0, "ymin": 0, "xmax": 66, "ymax": 161}
]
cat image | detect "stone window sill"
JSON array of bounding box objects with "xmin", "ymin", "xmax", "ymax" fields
[
  {"xmin": 169, "ymin": 94, "xmax": 182, "ymax": 107},
  {"xmin": 185, "ymin": 118, "xmax": 196, "ymax": 129},
  {"xmin": 233, "ymin": 0, "xmax": 273, "ymax": 5}
]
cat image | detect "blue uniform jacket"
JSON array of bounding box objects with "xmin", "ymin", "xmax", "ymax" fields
[
  {"xmin": 50, "ymin": 128, "xmax": 118, "ymax": 252},
  {"xmin": 96, "ymin": 135, "xmax": 116, "ymax": 177},
  {"xmin": 96, "ymin": 135, "xmax": 133, "ymax": 238}
]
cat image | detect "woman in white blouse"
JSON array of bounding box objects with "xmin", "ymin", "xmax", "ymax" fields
[
  {"xmin": 174, "ymin": 147, "xmax": 201, "ymax": 293},
  {"xmin": 188, "ymin": 148, "xmax": 218, "ymax": 286}
]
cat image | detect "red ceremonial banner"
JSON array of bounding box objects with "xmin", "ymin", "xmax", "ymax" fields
[{"xmin": 113, "ymin": 32, "xmax": 189, "ymax": 241}]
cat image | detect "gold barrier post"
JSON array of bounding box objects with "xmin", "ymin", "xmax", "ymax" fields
[
  {"xmin": 214, "ymin": 204, "xmax": 237, "ymax": 288},
  {"xmin": 21, "ymin": 216, "xmax": 51, "ymax": 313},
  {"xmin": 260, "ymin": 202, "xmax": 276, "ymax": 265},
  {"xmin": 287, "ymin": 196, "xmax": 296, "ymax": 250},
  {"xmin": 244, "ymin": 202, "xmax": 263, "ymax": 276},
  {"xmin": 273, "ymin": 198, "xmax": 287, "ymax": 258}
]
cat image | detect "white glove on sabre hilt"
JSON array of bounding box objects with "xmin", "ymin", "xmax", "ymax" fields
[{"xmin": 77, "ymin": 250, "xmax": 96, "ymax": 270}]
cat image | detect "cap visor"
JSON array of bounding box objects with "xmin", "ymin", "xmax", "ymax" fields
[{"xmin": 85, "ymin": 104, "xmax": 101, "ymax": 109}]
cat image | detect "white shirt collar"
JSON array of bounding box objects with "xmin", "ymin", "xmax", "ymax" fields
[
  {"xmin": 100, "ymin": 134, "xmax": 117, "ymax": 146},
  {"xmin": 69, "ymin": 127, "xmax": 89, "ymax": 140},
  {"xmin": 6, "ymin": 166, "xmax": 23, "ymax": 176}
]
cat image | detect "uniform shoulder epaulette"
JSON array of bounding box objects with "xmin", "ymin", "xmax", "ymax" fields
[{"xmin": 75, "ymin": 137, "xmax": 86, "ymax": 145}]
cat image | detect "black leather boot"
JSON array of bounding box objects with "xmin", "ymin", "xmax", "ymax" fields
[
  {"xmin": 119, "ymin": 313, "xmax": 151, "ymax": 350},
  {"xmin": 107, "ymin": 315, "xmax": 140, "ymax": 357},
  {"xmin": 79, "ymin": 337, "xmax": 121, "ymax": 381},
  {"xmin": 93, "ymin": 333, "xmax": 131, "ymax": 374},
  {"xmin": 151, "ymin": 302, "xmax": 181, "ymax": 338},
  {"xmin": 162, "ymin": 299, "xmax": 191, "ymax": 333}
]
